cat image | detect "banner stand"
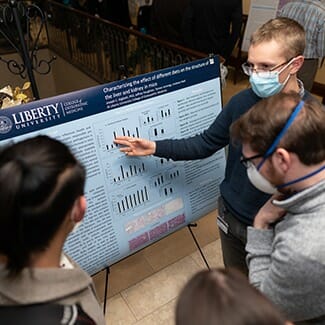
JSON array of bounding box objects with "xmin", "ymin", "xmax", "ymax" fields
[{"xmin": 187, "ymin": 224, "xmax": 210, "ymax": 270}]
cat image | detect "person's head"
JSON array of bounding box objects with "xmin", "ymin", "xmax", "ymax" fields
[
  {"xmin": 243, "ymin": 17, "xmax": 305, "ymax": 98},
  {"xmin": 176, "ymin": 268, "xmax": 290, "ymax": 325},
  {"xmin": 231, "ymin": 92, "xmax": 325, "ymax": 194},
  {"xmin": 0, "ymin": 135, "xmax": 86, "ymax": 276}
]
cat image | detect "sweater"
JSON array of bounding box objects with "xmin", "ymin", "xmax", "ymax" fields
[
  {"xmin": 246, "ymin": 179, "xmax": 325, "ymax": 323},
  {"xmin": 0, "ymin": 258, "xmax": 105, "ymax": 325}
]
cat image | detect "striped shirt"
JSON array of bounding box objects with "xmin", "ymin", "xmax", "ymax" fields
[{"xmin": 278, "ymin": 0, "xmax": 325, "ymax": 58}]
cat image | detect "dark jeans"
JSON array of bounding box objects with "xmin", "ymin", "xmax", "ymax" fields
[{"xmin": 217, "ymin": 196, "xmax": 249, "ymax": 276}]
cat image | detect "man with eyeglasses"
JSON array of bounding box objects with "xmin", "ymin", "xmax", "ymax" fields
[
  {"xmin": 114, "ymin": 17, "xmax": 314, "ymax": 275},
  {"xmin": 230, "ymin": 92, "xmax": 325, "ymax": 323}
]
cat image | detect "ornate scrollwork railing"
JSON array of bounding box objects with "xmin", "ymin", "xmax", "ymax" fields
[{"xmin": 0, "ymin": 0, "xmax": 56, "ymax": 99}]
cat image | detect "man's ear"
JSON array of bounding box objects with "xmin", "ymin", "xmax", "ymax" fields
[
  {"xmin": 71, "ymin": 195, "xmax": 87, "ymax": 223},
  {"xmin": 271, "ymin": 148, "xmax": 291, "ymax": 174},
  {"xmin": 289, "ymin": 55, "xmax": 304, "ymax": 74}
]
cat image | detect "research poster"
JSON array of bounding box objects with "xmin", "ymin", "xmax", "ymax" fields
[
  {"xmin": 242, "ymin": 0, "xmax": 291, "ymax": 52},
  {"xmin": 0, "ymin": 56, "xmax": 226, "ymax": 275}
]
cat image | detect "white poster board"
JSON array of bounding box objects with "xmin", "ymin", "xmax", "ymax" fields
[{"xmin": 0, "ymin": 56, "xmax": 225, "ymax": 275}]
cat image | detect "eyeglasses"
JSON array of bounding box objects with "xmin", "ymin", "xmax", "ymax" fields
[
  {"xmin": 240, "ymin": 154, "xmax": 264, "ymax": 168},
  {"xmin": 241, "ymin": 58, "xmax": 294, "ymax": 77}
]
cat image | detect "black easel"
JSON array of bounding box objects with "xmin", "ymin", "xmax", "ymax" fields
[
  {"xmin": 187, "ymin": 223, "xmax": 210, "ymax": 270},
  {"xmin": 99, "ymin": 224, "xmax": 210, "ymax": 314},
  {"xmin": 100, "ymin": 223, "xmax": 211, "ymax": 313},
  {"xmin": 102, "ymin": 266, "xmax": 110, "ymax": 315},
  {"xmin": 99, "ymin": 64, "xmax": 211, "ymax": 312}
]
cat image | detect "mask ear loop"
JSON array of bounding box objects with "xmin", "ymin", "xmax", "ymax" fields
[
  {"xmin": 278, "ymin": 57, "xmax": 296, "ymax": 74},
  {"xmin": 257, "ymin": 100, "xmax": 305, "ymax": 170}
]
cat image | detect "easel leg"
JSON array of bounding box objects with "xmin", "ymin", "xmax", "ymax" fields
[
  {"xmin": 187, "ymin": 224, "xmax": 210, "ymax": 270},
  {"xmin": 103, "ymin": 267, "xmax": 110, "ymax": 315}
]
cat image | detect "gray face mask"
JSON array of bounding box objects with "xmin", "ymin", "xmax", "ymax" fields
[
  {"xmin": 247, "ymin": 159, "xmax": 325, "ymax": 194},
  {"xmin": 246, "ymin": 162, "xmax": 277, "ymax": 194},
  {"xmin": 245, "ymin": 100, "xmax": 305, "ymax": 194}
]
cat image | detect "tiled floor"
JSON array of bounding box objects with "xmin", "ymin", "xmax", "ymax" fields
[
  {"xmin": 95, "ymin": 212, "xmax": 224, "ymax": 325},
  {"xmin": 92, "ymin": 69, "xmax": 323, "ymax": 324},
  {"xmin": 90, "ymin": 69, "xmax": 250, "ymax": 325},
  {"xmin": 107, "ymin": 238, "xmax": 224, "ymax": 325}
]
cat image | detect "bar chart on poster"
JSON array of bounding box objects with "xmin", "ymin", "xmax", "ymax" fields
[{"xmin": 0, "ymin": 56, "xmax": 226, "ymax": 275}]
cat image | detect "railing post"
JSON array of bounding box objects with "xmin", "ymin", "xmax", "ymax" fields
[{"xmin": 9, "ymin": 0, "xmax": 39, "ymax": 99}]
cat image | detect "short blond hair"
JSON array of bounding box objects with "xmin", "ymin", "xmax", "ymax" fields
[{"xmin": 250, "ymin": 17, "xmax": 305, "ymax": 60}]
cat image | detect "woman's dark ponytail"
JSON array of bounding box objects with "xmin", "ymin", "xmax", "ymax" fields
[
  {"xmin": 0, "ymin": 136, "xmax": 85, "ymax": 276},
  {"xmin": 0, "ymin": 159, "xmax": 30, "ymax": 274}
]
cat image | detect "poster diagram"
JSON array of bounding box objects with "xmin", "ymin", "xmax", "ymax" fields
[{"xmin": 0, "ymin": 56, "xmax": 226, "ymax": 275}]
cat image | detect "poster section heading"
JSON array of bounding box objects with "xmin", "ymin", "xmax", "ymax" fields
[
  {"xmin": 0, "ymin": 56, "xmax": 226, "ymax": 275},
  {"xmin": 0, "ymin": 58, "xmax": 219, "ymax": 140}
]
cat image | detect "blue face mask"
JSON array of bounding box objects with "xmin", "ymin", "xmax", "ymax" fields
[{"xmin": 249, "ymin": 63, "xmax": 292, "ymax": 98}]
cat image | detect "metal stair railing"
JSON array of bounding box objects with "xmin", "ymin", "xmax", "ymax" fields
[{"xmin": 46, "ymin": 1, "xmax": 214, "ymax": 83}]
